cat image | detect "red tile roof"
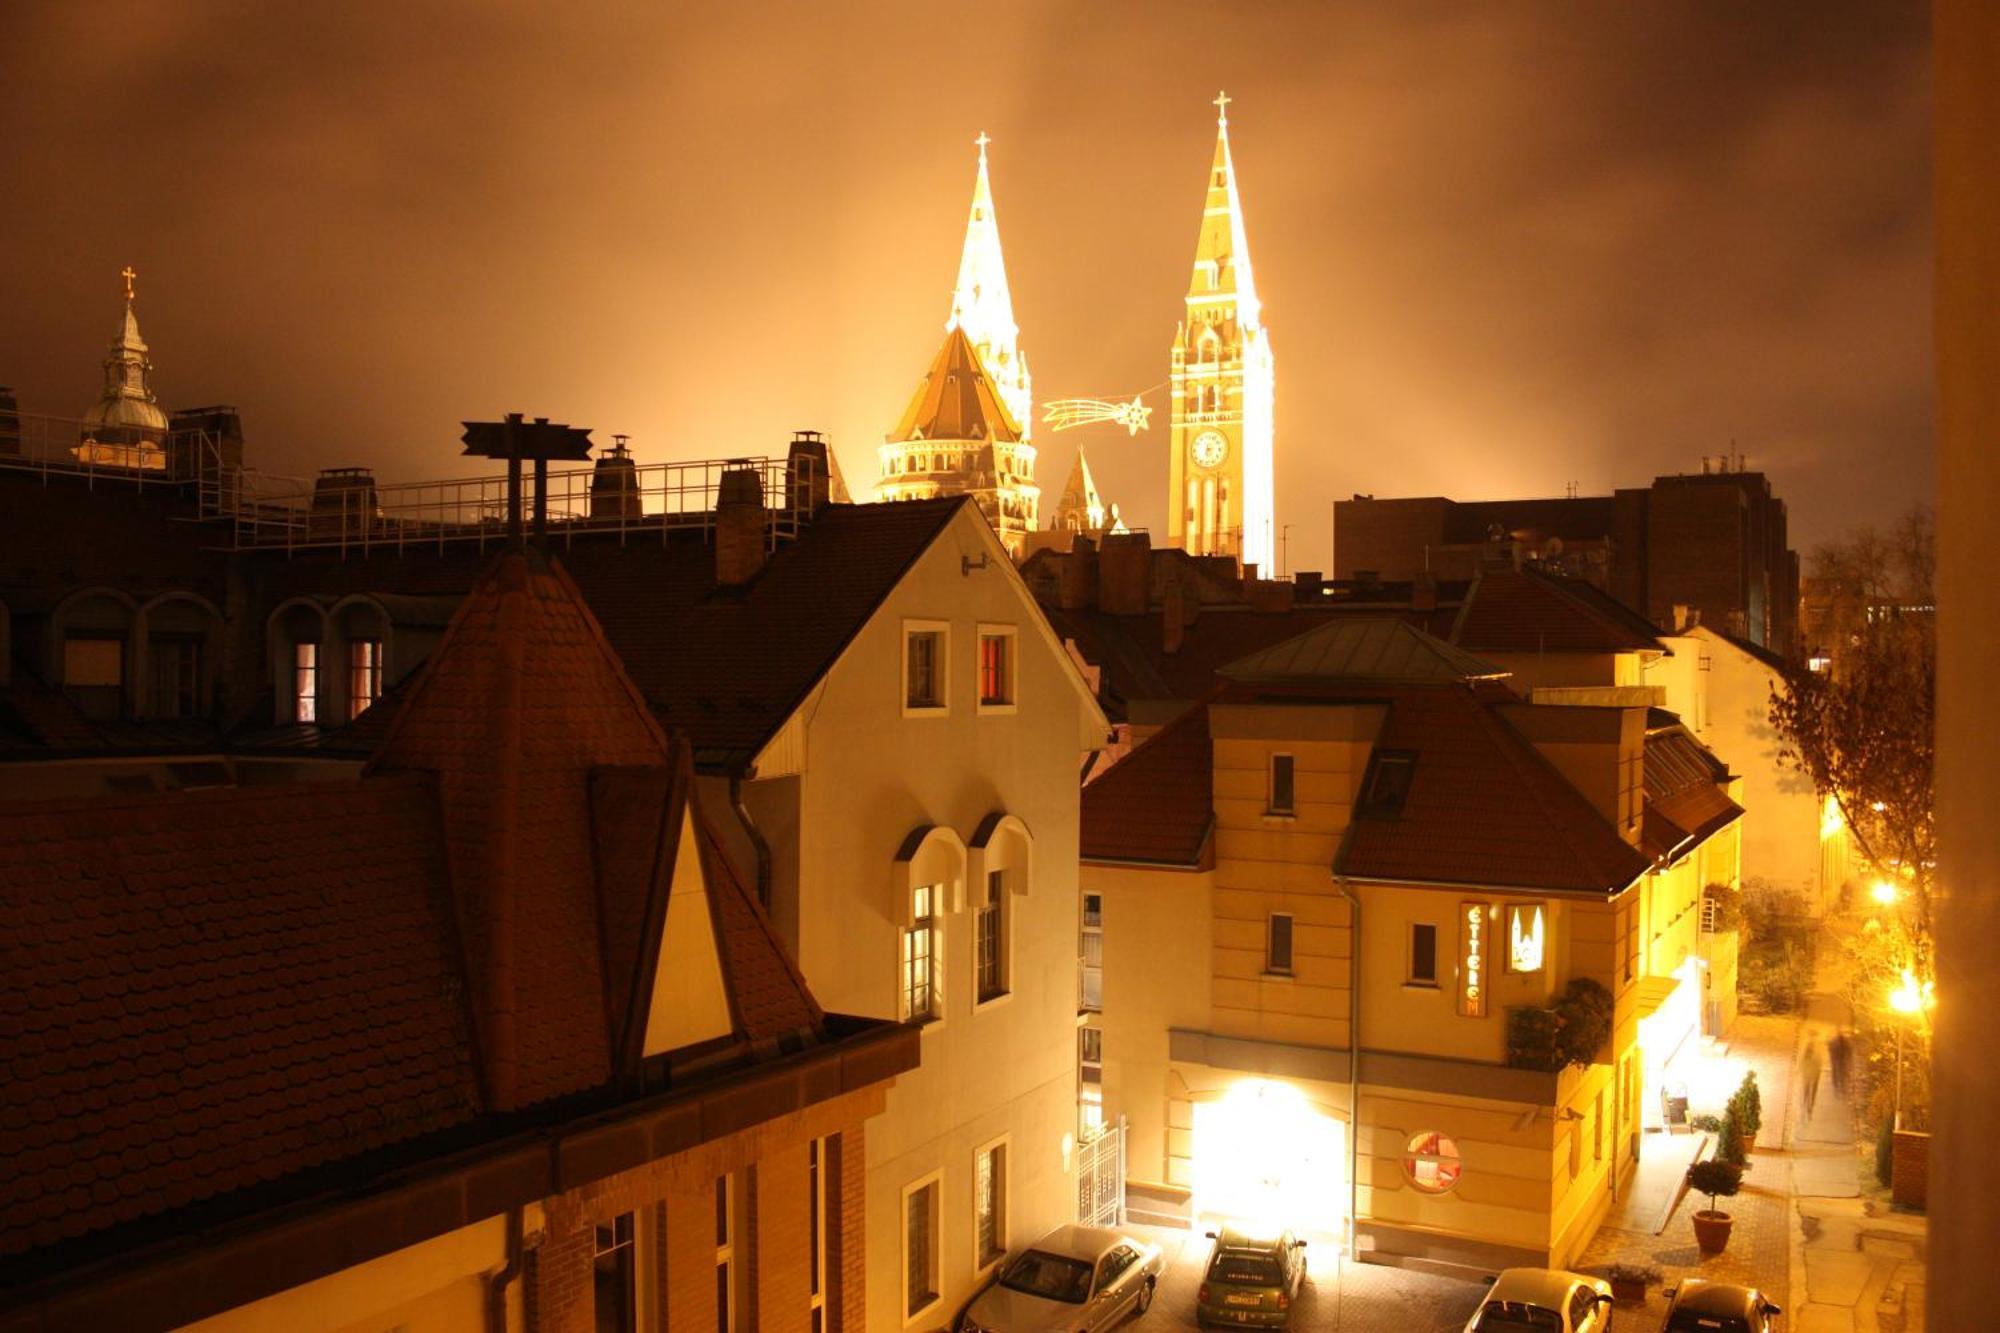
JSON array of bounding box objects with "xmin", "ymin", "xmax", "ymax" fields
[
  {"xmin": 695, "ymin": 810, "xmax": 823, "ymax": 1040},
  {"xmin": 1450, "ymin": 567, "xmax": 1663, "ymax": 655},
  {"xmin": 1337, "ymin": 685, "xmax": 1652, "ymax": 894},
  {"xmin": 1642, "ymin": 727, "xmax": 1742, "ymax": 861},
  {"xmin": 1079, "ymin": 703, "xmax": 1214, "ymax": 866},
  {"xmin": 0, "ymin": 775, "xmax": 480, "ymax": 1260}
]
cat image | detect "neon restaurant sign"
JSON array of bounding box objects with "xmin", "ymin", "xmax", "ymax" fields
[{"xmin": 1459, "ymin": 901, "xmax": 1491, "ymax": 1018}]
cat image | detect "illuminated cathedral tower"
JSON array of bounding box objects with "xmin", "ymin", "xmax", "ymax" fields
[
  {"xmin": 877, "ymin": 135, "xmax": 1040, "ymax": 554},
  {"xmin": 1167, "ymin": 94, "xmax": 1275, "ymax": 574}
]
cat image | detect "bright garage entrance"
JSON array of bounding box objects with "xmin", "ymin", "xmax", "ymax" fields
[{"xmin": 1190, "ymin": 1079, "xmax": 1347, "ymax": 1238}]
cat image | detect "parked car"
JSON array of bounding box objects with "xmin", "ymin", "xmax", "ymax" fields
[
  {"xmin": 958, "ymin": 1224, "xmax": 1164, "ymax": 1331},
  {"xmin": 1663, "ymin": 1279, "xmax": 1783, "ymax": 1332},
  {"xmin": 1195, "ymin": 1223, "xmax": 1308, "ymax": 1326},
  {"xmin": 1462, "ymin": 1268, "xmax": 1614, "ymax": 1332}
]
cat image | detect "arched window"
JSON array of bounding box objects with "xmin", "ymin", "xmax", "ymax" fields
[
  {"xmin": 969, "ymin": 814, "xmax": 1033, "ymax": 1005},
  {"xmin": 891, "ymin": 826, "xmax": 968, "ymax": 1024}
]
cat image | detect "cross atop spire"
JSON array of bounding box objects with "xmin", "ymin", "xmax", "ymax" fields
[
  {"xmin": 975, "ymin": 130, "xmax": 990, "ymax": 155},
  {"xmin": 121, "ymin": 265, "xmax": 136, "ymax": 301},
  {"xmin": 1213, "ymin": 90, "xmax": 1231, "ymax": 126}
]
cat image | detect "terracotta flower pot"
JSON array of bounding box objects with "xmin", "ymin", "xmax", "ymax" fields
[
  {"xmin": 1610, "ymin": 1276, "xmax": 1648, "ymax": 1303},
  {"xmin": 1692, "ymin": 1208, "xmax": 1734, "ymax": 1254}
]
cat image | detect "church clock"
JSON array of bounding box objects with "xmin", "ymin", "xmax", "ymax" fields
[{"xmin": 1191, "ymin": 429, "xmax": 1229, "ymax": 470}]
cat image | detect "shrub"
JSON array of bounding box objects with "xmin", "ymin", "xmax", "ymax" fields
[
  {"xmin": 1689, "ymin": 1112, "xmax": 1724, "ymax": 1134},
  {"xmin": 1504, "ymin": 978, "xmax": 1617, "ymax": 1072},
  {"xmin": 1729, "ymin": 1073, "xmax": 1764, "ymax": 1144},
  {"xmin": 1715, "ymin": 1112, "xmax": 1747, "ymax": 1167},
  {"xmin": 1688, "ymin": 1158, "xmax": 1745, "ymax": 1212},
  {"xmin": 1875, "ymin": 1115, "xmax": 1896, "ymax": 1187},
  {"xmin": 1507, "ymin": 1006, "xmax": 1565, "ymax": 1072},
  {"xmin": 1702, "ymin": 883, "xmax": 1743, "ymax": 932}
]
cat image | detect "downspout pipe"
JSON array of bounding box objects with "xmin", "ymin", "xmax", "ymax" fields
[
  {"xmin": 730, "ymin": 773, "xmax": 773, "ymax": 907},
  {"xmin": 486, "ymin": 1205, "xmax": 524, "ymax": 1333},
  {"xmin": 1334, "ymin": 873, "xmax": 1362, "ymax": 1261}
]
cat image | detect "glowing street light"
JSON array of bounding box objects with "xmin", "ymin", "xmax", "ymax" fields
[
  {"xmin": 1886, "ymin": 968, "xmax": 1935, "ymax": 1128},
  {"xmin": 1871, "ymin": 880, "xmax": 1900, "ymax": 907}
]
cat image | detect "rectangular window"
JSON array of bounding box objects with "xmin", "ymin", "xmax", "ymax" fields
[
  {"xmin": 1268, "ymin": 753, "xmax": 1296, "ymax": 815},
  {"xmin": 1507, "ymin": 904, "xmax": 1546, "ymax": 973},
  {"xmin": 715, "ymin": 1174, "xmax": 736, "ymax": 1333},
  {"xmin": 808, "ymin": 1138, "xmax": 827, "ymax": 1333},
  {"xmin": 149, "ymin": 636, "xmax": 200, "ymax": 718},
  {"xmin": 974, "ymin": 1142, "xmax": 1008, "ymax": 1270},
  {"xmin": 1409, "ymin": 922, "xmax": 1439, "ymax": 986},
  {"xmin": 63, "ymin": 636, "xmax": 125, "ymax": 722},
  {"xmin": 1080, "ymin": 893, "xmax": 1104, "ymax": 1012},
  {"xmin": 594, "ymin": 1212, "xmax": 637, "ymax": 1333},
  {"xmin": 977, "ymin": 627, "xmax": 1016, "ymax": 709},
  {"xmin": 904, "ymin": 624, "xmax": 946, "ymax": 713},
  {"xmin": 1079, "ymin": 1026, "xmax": 1103, "ymax": 1067},
  {"xmin": 1593, "ymin": 1091, "xmax": 1604, "ymax": 1163},
  {"xmin": 904, "ymin": 1178, "xmax": 939, "ymax": 1320},
  {"xmin": 293, "ymin": 641, "xmax": 319, "ymax": 723},
  {"xmin": 977, "ymin": 869, "xmax": 1006, "ymax": 1002},
  {"xmin": 1357, "ymin": 750, "xmax": 1417, "ymax": 818},
  {"xmin": 348, "ymin": 638, "xmax": 383, "ymax": 720},
  {"xmin": 1267, "ymin": 913, "xmax": 1295, "ymax": 975},
  {"xmin": 901, "ymin": 885, "xmax": 938, "ymax": 1023}
]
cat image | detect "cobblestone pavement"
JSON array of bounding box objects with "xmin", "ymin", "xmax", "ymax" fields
[{"xmin": 1121, "ymin": 1225, "xmax": 1486, "ymax": 1332}]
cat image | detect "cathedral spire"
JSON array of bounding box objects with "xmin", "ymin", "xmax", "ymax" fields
[
  {"xmin": 80, "ymin": 264, "xmax": 167, "ymax": 447},
  {"xmin": 1189, "ymin": 91, "xmax": 1263, "ymax": 331},
  {"xmin": 946, "ymin": 133, "xmax": 1033, "ymax": 441}
]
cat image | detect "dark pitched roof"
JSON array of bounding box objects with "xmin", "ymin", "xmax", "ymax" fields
[
  {"xmin": 0, "ymin": 775, "xmax": 480, "ymax": 1261},
  {"xmin": 1716, "ymin": 627, "xmax": 1791, "ymax": 673},
  {"xmin": 0, "ymin": 675, "xmax": 224, "ymax": 758},
  {"xmin": 1337, "ymin": 687, "xmax": 1653, "ymax": 894},
  {"xmin": 695, "ymin": 810, "xmax": 822, "ymax": 1040},
  {"xmin": 1079, "ymin": 703, "xmax": 1214, "ymax": 866},
  {"xmin": 889, "ymin": 325, "xmax": 1022, "ymax": 444},
  {"xmin": 1450, "ymin": 567, "xmax": 1662, "ymax": 655},
  {"xmin": 1642, "ymin": 727, "xmax": 1742, "ymax": 862},
  {"xmin": 1222, "ymin": 618, "xmax": 1508, "ymax": 685}
]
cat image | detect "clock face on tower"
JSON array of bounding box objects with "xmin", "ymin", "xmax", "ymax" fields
[{"xmin": 1192, "ymin": 429, "xmax": 1229, "ymax": 469}]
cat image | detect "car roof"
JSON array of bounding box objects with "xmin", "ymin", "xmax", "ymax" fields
[
  {"xmin": 1673, "ymin": 1279, "xmax": 1765, "ymax": 1317},
  {"xmin": 1487, "ymin": 1268, "xmax": 1593, "ymax": 1306},
  {"xmin": 1215, "ymin": 1224, "xmax": 1289, "ymax": 1249},
  {"xmin": 1029, "ymin": 1224, "xmax": 1129, "ymax": 1263}
]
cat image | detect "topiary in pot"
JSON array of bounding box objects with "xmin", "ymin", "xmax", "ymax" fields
[
  {"xmin": 1715, "ymin": 1110, "xmax": 1748, "ymax": 1168},
  {"xmin": 1687, "ymin": 1158, "xmax": 1744, "ymax": 1254},
  {"xmin": 1729, "ymin": 1072, "xmax": 1763, "ymax": 1145}
]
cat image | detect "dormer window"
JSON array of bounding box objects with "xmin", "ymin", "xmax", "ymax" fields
[{"xmin": 1357, "ymin": 750, "xmax": 1417, "ymax": 818}]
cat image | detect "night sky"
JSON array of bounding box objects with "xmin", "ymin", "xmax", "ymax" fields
[{"xmin": 0, "ymin": 3, "xmax": 1931, "ymax": 564}]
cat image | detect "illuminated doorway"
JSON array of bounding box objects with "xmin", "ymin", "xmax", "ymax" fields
[{"xmin": 1190, "ymin": 1079, "xmax": 1346, "ymax": 1237}]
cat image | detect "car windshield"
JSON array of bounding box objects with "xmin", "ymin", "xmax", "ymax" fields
[
  {"xmin": 1208, "ymin": 1252, "xmax": 1283, "ymax": 1286},
  {"xmin": 1473, "ymin": 1303, "xmax": 1563, "ymax": 1332},
  {"xmin": 999, "ymin": 1250, "xmax": 1094, "ymax": 1304}
]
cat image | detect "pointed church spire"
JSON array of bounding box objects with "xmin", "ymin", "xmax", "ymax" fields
[
  {"xmin": 946, "ymin": 133, "xmax": 1033, "ymax": 440},
  {"xmin": 1189, "ymin": 91, "xmax": 1263, "ymax": 331},
  {"xmin": 81, "ymin": 264, "xmax": 167, "ymax": 445}
]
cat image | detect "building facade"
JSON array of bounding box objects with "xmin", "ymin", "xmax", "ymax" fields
[{"xmin": 1166, "ymin": 96, "xmax": 1275, "ymax": 576}]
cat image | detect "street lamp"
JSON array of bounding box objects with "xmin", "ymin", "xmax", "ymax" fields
[
  {"xmin": 1886, "ymin": 969, "xmax": 1935, "ymax": 1129},
  {"xmin": 1871, "ymin": 880, "xmax": 1900, "ymax": 906}
]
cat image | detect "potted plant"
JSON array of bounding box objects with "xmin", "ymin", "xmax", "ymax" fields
[
  {"xmin": 1607, "ymin": 1262, "xmax": 1659, "ymax": 1303},
  {"xmin": 1688, "ymin": 1158, "xmax": 1745, "ymax": 1254}
]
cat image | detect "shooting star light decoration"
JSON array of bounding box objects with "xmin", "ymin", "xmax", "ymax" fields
[{"xmin": 1041, "ymin": 396, "xmax": 1153, "ymax": 436}]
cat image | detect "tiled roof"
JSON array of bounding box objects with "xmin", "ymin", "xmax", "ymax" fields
[
  {"xmin": 889, "ymin": 325, "xmax": 1023, "ymax": 444},
  {"xmin": 1222, "ymin": 618, "xmax": 1508, "ymax": 685},
  {"xmin": 695, "ymin": 810, "xmax": 823, "ymax": 1040},
  {"xmin": 1079, "ymin": 703, "xmax": 1213, "ymax": 865},
  {"xmin": 0, "ymin": 775, "xmax": 480, "ymax": 1260},
  {"xmin": 369, "ymin": 550, "xmax": 674, "ymax": 1109},
  {"xmin": 0, "ymin": 676, "xmax": 224, "ymax": 757},
  {"xmin": 1450, "ymin": 568, "xmax": 1662, "ymax": 655},
  {"xmin": 1335, "ymin": 685, "xmax": 1653, "ymax": 894},
  {"xmin": 1642, "ymin": 727, "xmax": 1742, "ymax": 861}
]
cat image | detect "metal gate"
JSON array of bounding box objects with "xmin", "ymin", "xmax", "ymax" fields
[{"xmin": 1077, "ymin": 1116, "xmax": 1127, "ymax": 1227}]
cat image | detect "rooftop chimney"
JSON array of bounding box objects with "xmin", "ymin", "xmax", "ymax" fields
[
  {"xmin": 1293, "ymin": 570, "xmax": 1324, "ymax": 601},
  {"xmin": 309, "ymin": 466, "xmax": 379, "ymax": 542},
  {"xmin": 715, "ymin": 464, "xmax": 768, "ymax": 585},
  {"xmin": 787, "ymin": 430, "xmax": 833, "ymax": 517},
  {"xmin": 1059, "ymin": 535, "xmax": 1100, "ymax": 611},
  {"xmin": 590, "ymin": 435, "xmax": 641, "ymax": 521},
  {"xmin": 1098, "ymin": 532, "xmax": 1152, "ymax": 615}
]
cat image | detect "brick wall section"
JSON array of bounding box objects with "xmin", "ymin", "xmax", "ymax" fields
[
  {"xmin": 831, "ymin": 1125, "xmax": 867, "ymax": 1333},
  {"xmin": 524, "ymin": 1086, "xmax": 883, "ymax": 1333}
]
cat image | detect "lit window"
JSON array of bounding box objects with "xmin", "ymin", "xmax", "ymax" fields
[
  {"xmin": 293, "ymin": 641, "xmax": 319, "ymax": 723},
  {"xmin": 348, "ymin": 638, "xmax": 383, "ymax": 720},
  {"xmin": 977, "ymin": 627, "xmax": 1016, "ymax": 709},
  {"xmin": 1404, "ymin": 1132, "xmax": 1461, "ymax": 1194},
  {"xmin": 715, "ymin": 1174, "xmax": 736, "ymax": 1333},
  {"xmin": 902, "ymin": 885, "xmax": 939, "ymax": 1023},
  {"xmin": 1266, "ymin": 913, "xmax": 1294, "ymax": 975},
  {"xmin": 1507, "ymin": 904, "xmax": 1546, "ymax": 973},
  {"xmin": 976, "ymin": 869, "xmax": 1006, "ymax": 1002},
  {"xmin": 904, "ymin": 624, "xmax": 946, "ymax": 713},
  {"xmin": 62, "ymin": 636, "xmax": 125, "ymax": 721},
  {"xmin": 1358, "ymin": 751, "xmax": 1417, "ymax": 818},
  {"xmin": 974, "ymin": 1142, "xmax": 1008, "ymax": 1270},
  {"xmin": 1080, "ymin": 893, "xmax": 1103, "ymax": 1012},
  {"xmin": 904, "ymin": 1178, "xmax": 940, "ymax": 1320},
  {"xmin": 1268, "ymin": 753, "xmax": 1295, "ymax": 815},
  {"xmin": 594, "ymin": 1212, "xmax": 637, "ymax": 1333},
  {"xmin": 1408, "ymin": 922, "xmax": 1439, "ymax": 986}
]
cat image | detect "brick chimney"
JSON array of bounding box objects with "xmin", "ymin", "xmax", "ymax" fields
[
  {"xmin": 1099, "ymin": 532, "xmax": 1152, "ymax": 615},
  {"xmin": 589, "ymin": 436, "xmax": 641, "ymax": 521},
  {"xmin": 1247, "ymin": 579, "xmax": 1292, "ymax": 613},
  {"xmin": 787, "ymin": 430, "xmax": 834, "ymax": 516},
  {"xmin": 309, "ymin": 467, "xmax": 378, "ymax": 542},
  {"xmin": 1059, "ymin": 536, "xmax": 1100, "ymax": 610},
  {"xmin": 1293, "ymin": 570, "xmax": 1324, "ymax": 601},
  {"xmin": 715, "ymin": 464, "xmax": 767, "ymax": 584}
]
